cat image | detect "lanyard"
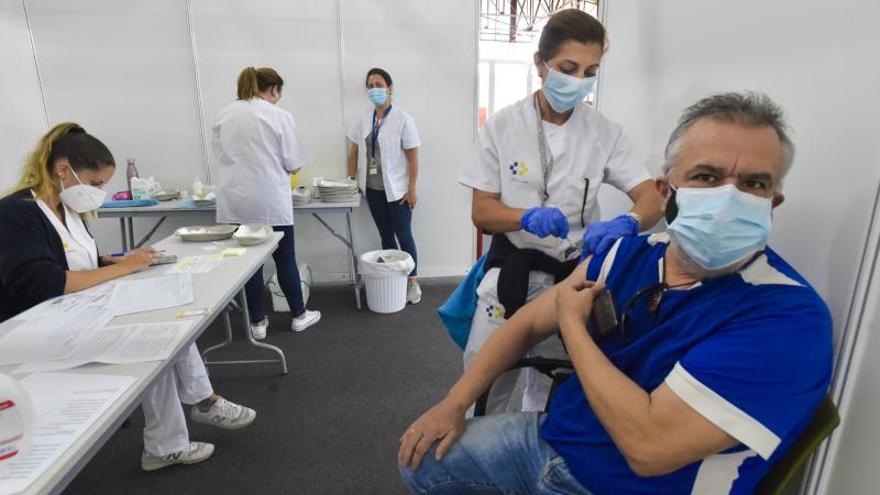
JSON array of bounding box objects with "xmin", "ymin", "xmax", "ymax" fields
[
  {"xmin": 533, "ymin": 94, "xmax": 552, "ymax": 206},
  {"xmin": 371, "ymin": 105, "xmax": 392, "ymax": 158}
]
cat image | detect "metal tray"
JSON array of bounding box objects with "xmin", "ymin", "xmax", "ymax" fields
[{"xmin": 175, "ymin": 225, "xmax": 236, "ymax": 242}]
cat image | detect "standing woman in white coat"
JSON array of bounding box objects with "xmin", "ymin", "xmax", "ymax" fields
[
  {"xmin": 213, "ymin": 67, "xmax": 321, "ymax": 339},
  {"xmin": 346, "ymin": 68, "xmax": 422, "ymax": 304},
  {"xmin": 460, "ymin": 10, "xmax": 664, "ymax": 414}
]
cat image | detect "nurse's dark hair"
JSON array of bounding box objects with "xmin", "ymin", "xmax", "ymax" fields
[
  {"xmin": 8, "ymin": 122, "xmax": 115, "ymax": 200},
  {"xmin": 662, "ymin": 92, "xmax": 795, "ymax": 180},
  {"xmin": 237, "ymin": 67, "xmax": 284, "ymax": 100},
  {"xmin": 536, "ymin": 9, "xmax": 607, "ymax": 62},
  {"xmin": 365, "ymin": 68, "xmax": 392, "ymax": 87}
]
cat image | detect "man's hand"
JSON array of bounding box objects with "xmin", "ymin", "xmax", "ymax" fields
[
  {"xmin": 556, "ymin": 278, "xmax": 601, "ymax": 332},
  {"xmin": 398, "ymin": 399, "xmax": 466, "ymax": 470}
]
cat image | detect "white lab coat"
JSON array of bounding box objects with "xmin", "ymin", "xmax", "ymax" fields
[
  {"xmin": 36, "ymin": 200, "xmax": 213, "ymax": 455},
  {"xmin": 347, "ymin": 105, "xmax": 421, "ymax": 202},
  {"xmin": 461, "ymin": 95, "xmax": 650, "ymax": 261},
  {"xmin": 213, "ymin": 98, "xmax": 311, "ymax": 226},
  {"xmin": 460, "ymin": 95, "xmax": 650, "ymax": 414},
  {"xmin": 35, "ymin": 197, "xmax": 98, "ymax": 271}
]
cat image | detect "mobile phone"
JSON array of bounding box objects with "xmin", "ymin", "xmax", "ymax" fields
[
  {"xmin": 152, "ymin": 254, "xmax": 178, "ymax": 266},
  {"xmin": 589, "ymin": 289, "xmax": 619, "ymax": 340}
]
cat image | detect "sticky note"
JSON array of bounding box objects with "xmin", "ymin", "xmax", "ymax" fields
[{"xmin": 221, "ymin": 248, "xmax": 247, "ymax": 257}]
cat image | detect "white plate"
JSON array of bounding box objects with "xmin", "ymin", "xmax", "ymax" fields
[{"xmin": 176, "ymin": 225, "xmax": 236, "ymax": 241}]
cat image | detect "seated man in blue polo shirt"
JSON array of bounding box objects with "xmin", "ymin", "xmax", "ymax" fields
[{"xmin": 398, "ymin": 91, "xmax": 833, "ymax": 495}]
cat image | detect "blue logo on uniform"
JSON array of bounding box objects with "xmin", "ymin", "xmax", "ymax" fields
[{"xmin": 509, "ymin": 161, "xmax": 528, "ymax": 177}]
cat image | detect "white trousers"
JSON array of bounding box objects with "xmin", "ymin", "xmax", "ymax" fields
[
  {"xmin": 141, "ymin": 343, "xmax": 214, "ymax": 456},
  {"xmin": 463, "ymin": 268, "xmax": 567, "ymax": 415}
]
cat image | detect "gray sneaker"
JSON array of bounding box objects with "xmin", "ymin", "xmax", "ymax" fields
[
  {"xmin": 141, "ymin": 442, "xmax": 214, "ymax": 472},
  {"xmin": 190, "ymin": 397, "xmax": 256, "ymax": 430}
]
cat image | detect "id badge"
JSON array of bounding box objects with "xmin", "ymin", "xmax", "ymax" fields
[{"xmin": 368, "ymin": 158, "xmax": 379, "ymax": 175}]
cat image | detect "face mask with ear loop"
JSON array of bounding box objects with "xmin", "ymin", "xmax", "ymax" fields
[
  {"xmin": 541, "ymin": 62, "xmax": 597, "ymax": 113},
  {"xmin": 665, "ymin": 183, "xmax": 773, "ymax": 271},
  {"xmin": 58, "ymin": 167, "xmax": 107, "ymax": 213}
]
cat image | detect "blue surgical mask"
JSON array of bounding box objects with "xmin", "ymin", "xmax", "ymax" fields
[
  {"xmin": 667, "ymin": 184, "xmax": 772, "ymax": 271},
  {"xmin": 541, "ymin": 62, "xmax": 596, "ymax": 113},
  {"xmin": 368, "ymin": 88, "xmax": 388, "ymax": 106}
]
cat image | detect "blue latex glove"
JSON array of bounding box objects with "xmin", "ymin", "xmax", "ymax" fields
[
  {"xmin": 581, "ymin": 213, "xmax": 640, "ymax": 258},
  {"xmin": 520, "ymin": 207, "xmax": 570, "ymax": 239}
]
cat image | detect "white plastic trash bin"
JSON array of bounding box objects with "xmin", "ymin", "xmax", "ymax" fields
[
  {"xmin": 359, "ymin": 249, "xmax": 415, "ymax": 313},
  {"xmin": 269, "ymin": 263, "xmax": 312, "ymax": 312}
]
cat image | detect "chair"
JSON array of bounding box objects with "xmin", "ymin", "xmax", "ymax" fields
[
  {"xmin": 475, "ymin": 361, "xmax": 840, "ymax": 495},
  {"xmin": 756, "ymin": 395, "xmax": 840, "ymax": 495}
]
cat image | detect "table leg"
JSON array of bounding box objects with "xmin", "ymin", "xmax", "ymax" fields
[
  {"xmin": 119, "ymin": 218, "xmax": 127, "ymax": 251},
  {"xmin": 126, "ymin": 217, "xmax": 135, "ymax": 252},
  {"xmin": 346, "ymin": 210, "xmax": 362, "ymax": 310},
  {"xmin": 201, "ymin": 289, "xmax": 288, "ymax": 375},
  {"xmin": 237, "ymin": 289, "xmax": 288, "ymax": 375}
]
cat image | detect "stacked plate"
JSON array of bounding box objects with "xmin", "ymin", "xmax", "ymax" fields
[
  {"xmin": 317, "ymin": 179, "xmax": 359, "ymax": 203},
  {"xmin": 292, "ymin": 186, "xmax": 313, "ymax": 206}
]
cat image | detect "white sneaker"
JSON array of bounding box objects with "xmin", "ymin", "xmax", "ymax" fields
[
  {"xmin": 407, "ymin": 279, "xmax": 422, "ymax": 305},
  {"xmin": 250, "ymin": 318, "xmax": 268, "ymax": 340},
  {"xmin": 291, "ymin": 309, "xmax": 321, "ymax": 332},
  {"xmin": 190, "ymin": 397, "xmax": 256, "ymax": 430},
  {"xmin": 141, "ymin": 442, "xmax": 214, "ymax": 472}
]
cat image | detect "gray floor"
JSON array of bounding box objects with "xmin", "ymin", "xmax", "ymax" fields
[{"xmin": 64, "ymin": 279, "xmax": 462, "ymax": 495}]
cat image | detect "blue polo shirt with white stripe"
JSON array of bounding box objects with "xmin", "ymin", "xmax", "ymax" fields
[{"xmin": 540, "ymin": 233, "xmax": 833, "ymax": 495}]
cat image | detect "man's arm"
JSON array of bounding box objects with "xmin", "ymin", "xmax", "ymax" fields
[
  {"xmin": 626, "ymin": 180, "xmax": 664, "ymax": 231},
  {"xmin": 555, "ymin": 280, "xmax": 739, "ymax": 477},
  {"xmin": 398, "ymin": 260, "xmax": 590, "ymax": 470}
]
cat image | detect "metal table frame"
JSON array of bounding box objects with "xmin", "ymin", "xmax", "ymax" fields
[
  {"xmin": 99, "ymin": 199, "xmax": 362, "ymax": 310},
  {"xmin": 0, "ymin": 232, "xmax": 286, "ymax": 494}
]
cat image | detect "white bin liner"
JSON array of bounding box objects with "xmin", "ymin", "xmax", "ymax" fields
[{"xmin": 359, "ymin": 250, "xmax": 414, "ymax": 313}]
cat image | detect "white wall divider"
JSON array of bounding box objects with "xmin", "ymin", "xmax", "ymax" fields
[
  {"xmin": 807, "ymin": 182, "xmax": 880, "ymax": 493},
  {"xmin": 185, "ymin": 0, "xmax": 212, "ymax": 184},
  {"xmin": 0, "ymin": 0, "xmax": 49, "ymax": 191}
]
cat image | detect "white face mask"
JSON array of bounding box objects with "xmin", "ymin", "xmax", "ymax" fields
[{"xmin": 58, "ymin": 168, "xmax": 107, "ymax": 213}]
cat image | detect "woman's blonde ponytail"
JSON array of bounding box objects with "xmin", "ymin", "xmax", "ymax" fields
[{"xmin": 8, "ymin": 122, "xmax": 83, "ymax": 200}]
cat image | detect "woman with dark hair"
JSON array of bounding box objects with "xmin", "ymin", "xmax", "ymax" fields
[
  {"xmin": 457, "ymin": 9, "xmax": 664, "ymax": 413},
  {"xmin": 0, "ymin": 123, "xmax": 256, "ymax": 471},
  {"xmin": 213, "ymin": 66, "xmax": 321, "ymax": 339},
  {"xmin": 346, "ymin": 67, "xmax": 422, "ymax": 304}
]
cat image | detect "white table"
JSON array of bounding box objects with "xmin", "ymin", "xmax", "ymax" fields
[
  {"xmin": 0, "ymin": 232, "xmax": 283, "ymax": 495},
  {"xmin": 98, "ymin": 198, "xmax": 363, "ymax": 310}
]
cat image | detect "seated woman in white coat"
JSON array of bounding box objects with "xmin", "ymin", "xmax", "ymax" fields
[
  {"xmin": 0, "ymin": 123, "xmax": 255, "ymax": 472},
  {"xmin": 213, "ymin": 67, "xmax": 321, "ymax": 339},
  {"xmin": 346, "ymin": 68, "xmax": 422, "ymax": 304}
]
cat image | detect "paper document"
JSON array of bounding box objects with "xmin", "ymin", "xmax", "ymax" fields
[
  {"xmin": 11, "ymin": 320, "xmax": 194, "ymax": 374},
  {"xmin": 11, "ymin": 284, "xmax": 115, "ymax": 322},
  {"xmin": 0, "ymin": 305, "xmax": 115, "ymax": 366},
  {"xmin": 109, "ymin": 274, "xmax": 193, "ymax": 315},
  {"xmin": 0, "ymin": 372, "xmax": 135, "ymax": 495},
  {"xmin": 165, "ymin": 254, "xmax": 223, "ymax": 275}
]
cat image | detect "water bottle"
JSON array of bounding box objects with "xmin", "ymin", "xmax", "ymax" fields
[{"xmin": 126, "ymin": 158, "xmax": 140, "ymax": 192}]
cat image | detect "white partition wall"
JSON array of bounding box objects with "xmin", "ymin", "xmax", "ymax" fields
[
  {"xmin": 598, "ymin": 2, "xmax": 880, "ymax": 494},
  {"xmin": 1, "ymin": 0, "xmax": 477, "ymax": 279},
  {"xmin": 0, "ymin": 0, "xmax": 48, "ymax": 190},
  {"xmin": 340, "ymin": 0, "xmax": 477, "ymax": 278},
  {"xmin": 23, "ymin": 0, "xmax": 207, "ymax": 249},
  {"xmin": 192, "ymin": 0, "xmax": 345, "ymax": 184}
]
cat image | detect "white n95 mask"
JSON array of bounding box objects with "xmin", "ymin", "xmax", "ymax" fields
[
  {"xmin": 59, "ymin": 168, "xmax": 107, "ymax": 213},
  {"xmin": 666, "ymin": 184, "xmax": 772, "ymax": 271}
]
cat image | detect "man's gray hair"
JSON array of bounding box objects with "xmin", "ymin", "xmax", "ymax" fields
[{"xmin": 662, "ymin": 92, "xmax": 795, "ymax": 179}]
